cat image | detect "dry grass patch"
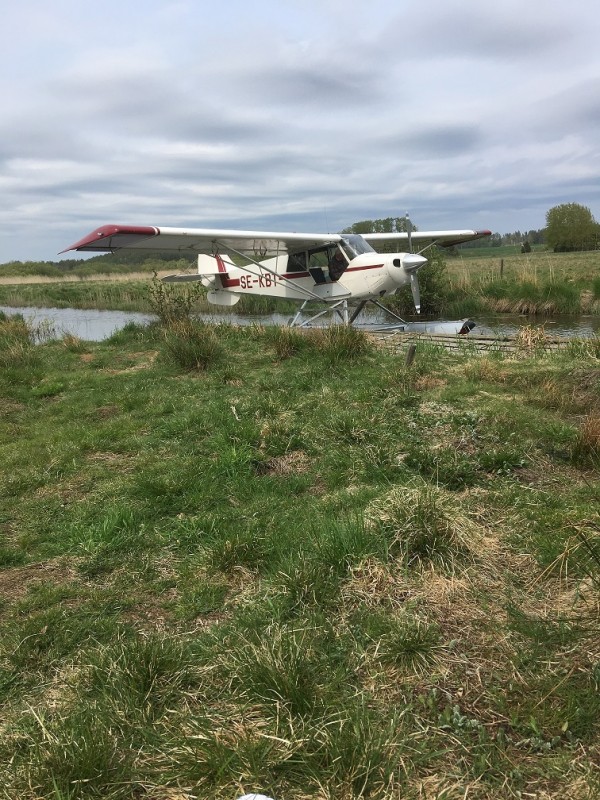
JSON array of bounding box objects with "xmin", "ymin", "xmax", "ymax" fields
[
  {"xmin": 414, "ymin": 375, "xmax": 448, "ymax": 391},
  {"xmin": 0, "ymin": 558, "xmax": 78, "ymax": 608},
  {"xmin": 463, "ymin": 357, "xmax": 510, "ymax": 384},
  {"xmin": 366, "ymin": 483, "xmax": 486, "ymax": 569},
  {"xmin": 573, "ymin": 413, "xmax": 600, "ymax": 464},
  {"xmin": 105, "ymin": 349, "xmax": 159, "ymax": 374},
  {"xmin": 85, "ymin": 450, "xmax": 138, "ymax": 471},
  {"xmin": 255, "ymin": 450, "xmax": 311, "ymax": 477},
  {"xmin": 341, "ymin": 559, "xmax": 416, "ymax": 612}
]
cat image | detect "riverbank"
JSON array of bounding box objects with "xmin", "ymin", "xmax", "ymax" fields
[
  {"xmin": 1, "ymin": 248, "xmax": 598, "ymax": 318},
  {"xmin": 1, "ymin": 316, "xmax": 599, "ymax": 799}
]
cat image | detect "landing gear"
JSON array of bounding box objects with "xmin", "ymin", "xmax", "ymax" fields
[{"xmin": 288, "ymin": 298, "xmax": 409, "ymax": 328}]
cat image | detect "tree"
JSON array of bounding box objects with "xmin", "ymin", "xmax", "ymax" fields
[
  {"xmin": 342, "ymin": 216, "xmax": 417, "ymax": 235},
  {"xmin": 545, "ymin": 203, "xmax": 599, "ymax": 252}
]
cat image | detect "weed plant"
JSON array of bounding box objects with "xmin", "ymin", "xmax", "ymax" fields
[
  {"xmin": 1, "ymin": 318, "xmax": 599, "ymax": 799},
  {"xmin": 146, "ymin": 274, "xmax": 204, "ymax": 324}
]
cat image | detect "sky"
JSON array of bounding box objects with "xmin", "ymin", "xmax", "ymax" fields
[{"xmin": 1, "ymin": 0, "xmax": 600, "ymax": 263}]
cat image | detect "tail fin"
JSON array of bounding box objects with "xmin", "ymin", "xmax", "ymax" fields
[
  {"xmin": 197, "ymin": 253, "xmax": 236, "ymax": 276},
  {"xmin": 163, "ymin": 253, "xmax": 238, "ymax": 287},
  {"xmin": 201, "ymin": 253, "xmax": 242, "ymax": 305}
]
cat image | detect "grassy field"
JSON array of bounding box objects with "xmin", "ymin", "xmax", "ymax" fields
[
  {"xmin": 450, "ymin": 248, "xmax": 600, "ymax": 287},
  {"xmin": 1, "ymin": 249, "xmax": 599, "ymax": 319},
  {"xmin": 0, "ymin": 312, "xmax": 599, "ymax": 799}
]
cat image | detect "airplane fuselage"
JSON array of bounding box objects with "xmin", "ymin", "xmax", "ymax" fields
[{"xmin": 202, "ymin": 250, "xmax": 427, "ymax": 306}]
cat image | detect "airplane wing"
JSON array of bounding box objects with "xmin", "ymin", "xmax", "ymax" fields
[
  {"xmin": 362, "ymin": 229, "xmax": 492, "ymax": 249},
  {"xmin": 61, "ymin": 225, "xmax": 341, "ymax": 257}
]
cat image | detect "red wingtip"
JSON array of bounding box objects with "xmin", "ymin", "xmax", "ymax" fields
[{"xmin": 60, "ymin": 224, "xmax": 158, "ymax": 253}]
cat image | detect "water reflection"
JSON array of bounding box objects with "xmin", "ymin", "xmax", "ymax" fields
[{"xmin": 2, "ymin": 304, "xmax": 599, "ymax": 342}]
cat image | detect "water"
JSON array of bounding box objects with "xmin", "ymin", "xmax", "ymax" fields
[
  {"xmin": 2, "ymin": 304, "xmax": 598, "ymax": 342},
  {"xmin": 1, "ymin": 306, "xmax": 156, "ymax": 342}
]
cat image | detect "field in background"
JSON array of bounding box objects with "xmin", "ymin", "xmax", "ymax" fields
[
  {"xmin": 1, "ymin": 248, "xmax": 599, "ymax": 318},
  {"xmin": 450, "ymin": 248, "xmax": 600, "ymax": 286}
]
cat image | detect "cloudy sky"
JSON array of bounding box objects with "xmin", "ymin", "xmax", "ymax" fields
[{"xmin": 1, "ymin": 0, "xmax": 599, "ymax": 263}]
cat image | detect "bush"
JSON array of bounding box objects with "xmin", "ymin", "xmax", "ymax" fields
[
  {"xmin": 0, "ymin": 316, "xmax": 38, "ymax": 369},
  {"xmin": 307, "ymin": 325, "xmax": 374, "ymax": 363},
  {"xmin": 146, "ymin": 274, "xmax": 203, "ymax": 324},
  {"xmin": 161, "ymin": 319, "xmax": 224, "ymax": 371}
]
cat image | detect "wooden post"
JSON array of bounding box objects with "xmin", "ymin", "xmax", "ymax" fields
[
  {"xmin": 405, "ymin": 343, "xmax": 417, "ymax": 367},
  {"xmin": 500, "ymin": 258, "xmax": 504, "ymax": 278}
]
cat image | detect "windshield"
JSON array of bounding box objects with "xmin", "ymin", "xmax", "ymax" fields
[{"xmin": 340, "ymin": 234, "xmax": 375, "ymax": 258}]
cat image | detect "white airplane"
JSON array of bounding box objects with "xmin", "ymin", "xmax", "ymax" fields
[{"xmin": 63, "ymin": 221, "xmax": 491, "ymax": 330}]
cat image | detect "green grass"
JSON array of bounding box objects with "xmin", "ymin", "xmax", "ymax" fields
[
  {"xmin": 2, "ymin": 246, "xmax": 599, "ymax": 318},
  {"xmin": 0, "ymin": 315, "xmax": 599, "ymax": 799},
  {"xmin": 446, "ymin": 248, "xmax": 600, "ymax": 315}
]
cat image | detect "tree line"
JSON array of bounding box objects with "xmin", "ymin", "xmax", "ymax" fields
[{"xmin": 343, "ymin": 203, "xmax": 600, "ymax": 253}]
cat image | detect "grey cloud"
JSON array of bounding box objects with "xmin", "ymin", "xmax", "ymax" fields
[
  {"xmin": 377, "ymin": 124, "xmax": 483, "ymax": 159},
  {"xmin": 239, "ymin": 63, "xmax": 381, "ymax": 107}
]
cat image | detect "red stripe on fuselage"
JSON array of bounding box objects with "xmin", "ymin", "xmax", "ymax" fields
[
  {"xmin": 220, "ymin": 276, "xmax": 240, "ymax": 288},
  {"xmin": 346, "ymin": 263, "xmax": 384, "ymax": 272},
  {"xmin": 214, "ymin": 255, "xmax": 241, "ymax": 288}
]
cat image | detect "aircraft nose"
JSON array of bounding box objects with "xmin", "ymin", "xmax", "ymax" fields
[{"xmin": 400, "ymin": 253, "xmax": 428, "ymax": 272}]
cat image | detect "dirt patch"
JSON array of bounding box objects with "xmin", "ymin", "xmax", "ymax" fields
[
  {"xmin": 105, "ymin": 350, "xmax": 159, "ymax": 374},
  {"xmin": 0, "ymin": 558, "xmax": 78, "ymax": 606},
  {"xmin": 94, "ymin": 404, "xmax": 121, "ymax": 419},
  {"xmin": 414, "ymin": 375, "xmax": 447, "ymax": 391},
  {"xmin": 0, "ymin": 400, "xmax": 26, "ymax": 416},
  {"xmin": 254, "ymin": 450, "xmax": 311, "ymax": 476}
]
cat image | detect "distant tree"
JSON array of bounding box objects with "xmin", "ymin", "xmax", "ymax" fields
[
  {"xmin": 545, "ymin": 203, "xmax": 599, "ymax": 252},
  {"xmin": 521, "ymin": 241, "xmax": 531, "ymax": 253},
  {"xmin": 342, "ymin": 215, "xmax": 418, "ymax": 235}
]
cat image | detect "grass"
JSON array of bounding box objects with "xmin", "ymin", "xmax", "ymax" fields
[
  {"xmin": 446, "ymin": 248, "xmax": 600, "ymax": 316},
  {"xmin": 0, "ymin": 313, "xmax": 599, "ymax": 799},
  {"xmin": 1, "ymin": 247, "xmax": 599, "ymax": 319}
]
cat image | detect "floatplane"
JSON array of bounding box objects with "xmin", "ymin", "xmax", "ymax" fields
[{"xmin": 63, "ymin": 219, "xmax": 491, "ymax": 333}]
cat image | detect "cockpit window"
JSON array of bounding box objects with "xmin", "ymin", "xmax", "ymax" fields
[
  {"xmin": 287, "ymin": 252, "xmax": 307, "ymax": 272},
  {"xmin": 340, "ymin": 234, "xmax": 375, "ymax": 257}
]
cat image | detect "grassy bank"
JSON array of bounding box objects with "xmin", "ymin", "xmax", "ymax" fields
[
  {"xmin": 444, "ymin": 250, "xmax": 600, "ymax": 317},
  {"xmin": 1, "ymin": 313, "xmax": 599, "ymax": 799},
  {"xmin": 1, "ymin": 249, "xmax": 599, "ymax": 319},
  {"xmin": 0, "ymin": 279, "xmax": 299, "ymax": 317}
]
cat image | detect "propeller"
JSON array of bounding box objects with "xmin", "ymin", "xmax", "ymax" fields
[
  {"xmin": 410, "ymin": 271, "xmax": 421, "ymax": 315},
  {"xmin": 404, "ymin": 213, "xmax": 423, "ymax": 314}
]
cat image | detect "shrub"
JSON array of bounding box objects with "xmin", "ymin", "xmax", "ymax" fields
[
  {"xmin": 307, "ymin": 324, "xmax": 374, "ymax": 363},
  {"xmin": 0, "ymin": 316, "xmax": 38, "ymax": 369},
  {"xmin": 366, "ymin": 482, "xmax": 483, "ymax": 568},
  {"xmin": 146, "ymin": 273, "xmax": 203, "ymax": 324},
  {"xmin": 161, "ymin": 319, "xmax": 224, "ymax": 371},
  {"xmin": 264, "ymin": 326, "xmax": 312, "ymax": 359}
]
